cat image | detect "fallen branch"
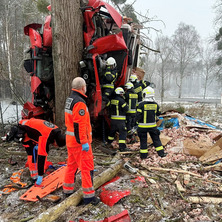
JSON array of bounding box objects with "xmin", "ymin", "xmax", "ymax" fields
[
  {"xmin": 203, "ymin": 162, "xmax": 222, "ymax": 171},
  {"xmin": 142, "ymin": 165, "xmax": 221, "ymax": 186},
  {"xmin": 119, "ymin": 151, "xmax": 139, "ymax": 155},
  {"xmin": 187, "ymin": 196, "xmax": 222, "ymax": 204},
  {"xmin": 94, "ymin": 160, "xmax": 115, "ymax": 166},
  {"xmin": 93, "ymin": 153, "xmax": 110, "ymax": 157},
  {"xmin": 31, "ymin": 159, "xmax": 124, "ymax": 222}
]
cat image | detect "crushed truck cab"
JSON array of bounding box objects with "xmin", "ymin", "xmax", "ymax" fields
[{"xmin": 22, "ymin": 0, "xmax": 141, "ymax": 123}]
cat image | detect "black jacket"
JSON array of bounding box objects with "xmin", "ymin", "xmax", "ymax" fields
[
  {"xmin": 136, "ymin": 100, "xmax": 161, "ymax": 128},
  {"xmin": 110, "ymin": 95, "xmax": 129, "ymax": 120},
  {"xmin": 125, "ymin": 88, "xmax": 138, "ymax": 114}
]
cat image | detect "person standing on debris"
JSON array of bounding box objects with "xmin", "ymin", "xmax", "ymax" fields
[
  {"xmin": 129, "ymin": 74, "xmax": 143, "ymax": 102},
  {"xmin": 136, "ymin": 86, "xmax": 166, "ymax": 159},
  {"xmin": 107, "ymin": 87, "xmax": 130, "ymax": 151},
  {"xmin": 102, "ymin": 57, "xmax": 118, "ymax": 105},
  {"xmin": 63, "ymin": 77, "xmax": 100, "ymax": 205},
  {"xmin": 124, "ymin": 82, "xmax": 138, "ymax": 134},
  {"xmin": 6, "ymin": 118, "xmax": 66, "ymax": 185}
]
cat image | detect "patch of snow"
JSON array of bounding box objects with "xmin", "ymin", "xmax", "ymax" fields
[{"xmin": 0, "ymin": 100, "xmax": 23, "ymax": 124}]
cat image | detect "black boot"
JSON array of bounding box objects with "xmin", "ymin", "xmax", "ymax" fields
[
  {"xmin": 119, "ymin": 147, "xmax": 131, "ymax": 152},
  {"xmin": 84, "ymin": 196, "xmax": 100, "ymax": 206},
  {"xmin": 157, "ymin": 150, "xmax": 167, "ymax": 158}
]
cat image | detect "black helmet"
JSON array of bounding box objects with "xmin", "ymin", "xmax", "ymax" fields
[{"xmin": 6, "ymin": 125, "xmax": 24, "ymax": 142}]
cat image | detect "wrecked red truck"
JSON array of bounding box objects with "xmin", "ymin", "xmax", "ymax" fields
[{"xmin": 22, "ymin": 0, "xmax": 141, "ymax": 123}]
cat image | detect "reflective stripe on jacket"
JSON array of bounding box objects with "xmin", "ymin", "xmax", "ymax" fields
[
  {"xmin": 109, "ymin": 95, "xmax": 128, "ymax": 121},
  {"xmin": 136, "ymin": 101, "xmax": 161, "ymax": 128},
  {"xmin": 65, "ymin": 89, "xmax": 92, "ymax": 147},
  {"xmin": 102, "ymin": 68, "xmax": 118, "ymax": 88},
  {"xmin": 125, "ymin": 88, "xmax": 138, "ymax": 114}
]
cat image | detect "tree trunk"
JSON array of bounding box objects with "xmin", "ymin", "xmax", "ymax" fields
[
  {"xmin": 178, "ymin": 71, "xmax": 183, "ymax": 98},
  {"xmin": 51, "ymin": 0, "xmax": 83, "ymax": 127},
  {"xmin": 5, "ymin": 5, "xmax": 13, "ymax": 99}
]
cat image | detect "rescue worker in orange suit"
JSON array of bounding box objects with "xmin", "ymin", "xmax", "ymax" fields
[
  {"xmin": 129, "ymin": 74, "xmax": 143, "ymax": 102},
  {"xmin": 124, "ymin": 82, "xmax": 138, "ymax": 134},
  {"xmin": 6, "ymin": 118, "xmax": 66, "ymax": 185},
  {"xmin": 63, "ymin": 77, "xmax": 100, "ymax": 205},
  {"xmin": 136, "ymin": 86, "xmax": 166, "ymax": 159},
  {"xmin": 107, "ymin": 87, "xmax": 130, "ymax": 151},
  {"xmin": 102, "ymin": 57, "xmax": 118, "ymax": 105}
]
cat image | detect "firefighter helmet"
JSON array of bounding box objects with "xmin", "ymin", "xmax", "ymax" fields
[
  {"xmin": 125, "ymin": 82, "xmax": 134, "ymax": 89},
  {"xmin": 143, "ymin": 86, "xmax": 155, "ymax": 98},
  {"xmin": 106, "ymin": 57, "xmax": 116, "ymax": 68},
  {"xmin": 129, "ymin": 74, "xmax": 137, "ymax": 82},
  {"xmin": 115, "ymin": 87, "xmax": 124, "ymax": 95}
]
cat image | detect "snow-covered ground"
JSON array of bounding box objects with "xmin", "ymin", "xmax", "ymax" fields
[{"xmin": 0, "ymin": 100, "xmax": 23, "ymax": 125}]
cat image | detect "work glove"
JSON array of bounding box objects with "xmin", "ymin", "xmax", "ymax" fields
[
  {"xmin": 36, "ymin": 175, "xmax": 43, "ymax": 185},
  {"xmin": 82, "ymin": 143, "xmax": 89, "ymax": 152}
]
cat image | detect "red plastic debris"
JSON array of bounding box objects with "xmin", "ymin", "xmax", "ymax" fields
[
  {"xmin": 130, "ymin": 176, "xmax": 146, "ymax": 183},
  {"xmin": 71, "ymin": 209, "xmax": 131, "ymax": 222},
  {"xmin": 100, "ymin": 190, "xmax": 131, "ymax": 207},
  {"xmin": 99, "ymin": 176, "xmax": 130, "ymax": 207}
]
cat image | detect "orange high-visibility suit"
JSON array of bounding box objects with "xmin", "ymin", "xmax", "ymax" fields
[
  {"xmin": 63, "ymin": 89, "xmax": 95, "ymax": 203},
  {"xmin": 19, "ymin": 118, "xmax": 64, "ymax": 180}
]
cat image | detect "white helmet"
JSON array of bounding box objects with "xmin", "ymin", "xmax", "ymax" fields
[
  {"xmin": 143, "ymin": 86, "xmax": 155, "ymax": 98},
  {"xmin": 125, "ymin": 82, "xmax": 134, "ymax": 89},
  {"xmin": 129, "ymin": 74, "xmax": 138, "ymax": 83},
  {"xmin": 106, "ymin": 57, "xmax": 116, "ymax": 68},
  {"xmin": 115, "ymin": 87, "xmax": 124, "ymax": 95}
]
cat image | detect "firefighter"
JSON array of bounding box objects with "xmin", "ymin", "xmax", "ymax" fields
[
  {"xmin": 6, "ymin": 118, "xmax": 65, "ymax": 185},
  {"xmin": 102, "ymin": 57, "xmax": 118, "ymax": 105},
  {"xmin": 124, "ymin": 82, "xmax": 138, "ymax": 134},
  {"xmin": 107, "ymin": 87, "xmax": 130, "ymax": 151},
  {"xmin": 136, "ymin": 86, "xmax": 166, "ymax": 159},
  {"xmin": 141, "ymin": 79, "xmax": 151, "ymax": 89},
  {"xmin": 129, "ymin": 74, "xmax": 143, "ymax": 102},
  {"xmin": 63, "ymin": 77, "xmax": 99, "ymax": 205}
]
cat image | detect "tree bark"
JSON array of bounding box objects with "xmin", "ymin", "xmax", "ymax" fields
[
  {"xmin": 30, "ymin": 159, "xmax": 124, "ymax": 222},
  {"xmin": 51, "ymin": 0, "xmax": 83, "ymax": 127}
]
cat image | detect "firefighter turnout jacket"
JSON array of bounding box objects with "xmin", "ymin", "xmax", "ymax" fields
[
  {"xmin": 132, "ymin": 81, "xmax": 143, "ymax": 102},
  {"xmin": 136, "ymin": 100, "xmax": 164, "ymax": 158},
  {"xmin": 102, "ymin": 67, "xmax": 118, "ymax": 104},
  {"xmin": 110, "ymin": 94, "xmax": 129, "ymax": 120},
  {"xmin": 19, "ymin": 118, "xmax": 60, "ymax": 178},
  {"xmin": 64, "ymin": 89, "xmax": 95, "ymax": 202},
  {"xmin": 125, "ymin": 88, "xmax": 138, "ymax": 132},
  {"xmin": 102, "ymin": 67, "xmax": 118, "ymax": 90}
]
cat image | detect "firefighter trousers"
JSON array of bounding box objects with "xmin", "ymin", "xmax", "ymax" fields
[
  {"xmin": 126, "ymin": 113, "xmax": 136, "ymax": 133},
  {"xmin": 138, "ymin": 127, "xmax": 163, "ymax": 158},
  {"xmin": 108, "ymin": 119, "xmax": 127, "ymax": 150},
  {"xmin": 63, "ymin": 145, "xmax": 95, "ymax": 201}
]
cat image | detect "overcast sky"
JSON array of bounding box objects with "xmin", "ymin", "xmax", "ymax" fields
[{"xmin": 133, "ymin": 0, "xmax": 216, "ymax": 40}]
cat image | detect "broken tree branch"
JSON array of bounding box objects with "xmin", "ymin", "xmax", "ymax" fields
[{"xmin": 142, "ymin": 165, "xmax": 221, "ymax": 186}]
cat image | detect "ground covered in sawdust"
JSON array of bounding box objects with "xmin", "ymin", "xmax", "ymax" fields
[{"xmin": 0, "ymin": 103, "xmax": 222, "ymax": 222}]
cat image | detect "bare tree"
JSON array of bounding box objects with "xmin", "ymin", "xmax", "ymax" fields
[
  {"xmin": 154, "ymin": 36, "xmax": 173, "ymax": 102},
  {"xmin": 51, "ymin": 0, "xmax": 83, "ymax": 126},
  {"xmin": 201, "ymin": 45, "xmax": 221, "ymax": 98},
  {"xmin": 172, "ymin": 22, "xmax": 201, "ymax": 98}
]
